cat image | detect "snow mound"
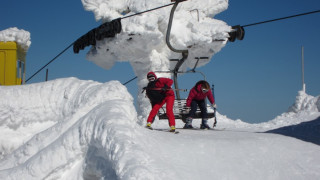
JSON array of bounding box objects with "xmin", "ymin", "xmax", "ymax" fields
[
  {"xmin": 288, "ymin": 90, "xmax": 320, "ymax": 113},
  {"xmin": 212, "ymin": 91, "xmax": 320, "ymax": 132},
  {"xmin": 1, "ymin": 78, "xmax": 320, "ymax": 180},
  {"xmin": 246, "ymin": 91, "xmax": 320, "ymax": 132},
  {"xmin": 0, "ymin": 78, "xmax": 159, "ymax": 179}
]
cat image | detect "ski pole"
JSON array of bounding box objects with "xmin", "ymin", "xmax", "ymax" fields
[{"xmin": 212, "ymin": 84, "xmax": 217, "ymax": 127}]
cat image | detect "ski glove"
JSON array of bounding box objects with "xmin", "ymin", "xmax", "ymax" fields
[
  {"xmin": 212, "ymin": 104, "xmax": 217, "ymax": 108},
  {"xmin": 184, "ymin": 106, "xmax": 191, "ymax": 113},
  {"xmin": 161, "ymin": 85, "xmax": 169, "ymax": 91}
]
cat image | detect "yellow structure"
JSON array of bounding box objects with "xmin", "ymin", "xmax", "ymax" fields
[{"xmin": 0, "ymin": 41, "xmax": 26, "ymax": 85}]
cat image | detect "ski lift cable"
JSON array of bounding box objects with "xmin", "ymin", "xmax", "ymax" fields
[
  {"xmin": 120, "ymin": 9, "xmax": 320, "ymax": 86},
  {"xmin": 25, "ymin": 3, "xmax": 320, "ymax": 83},
  {"xmin": 25, "ymin": 42, "xmax": 74, "ymax": 83},
  {"xmin": 242, "ymin": 9, "xmax": 320, "ymax": 28},
  {"xmin": 26, "ymin": 2, "xmax": 181, "ymax": 83},
  {"xmin": 123, "ymin": 76, "xmax": 137, "ymax": 85},
  {"xmin": 122, "ymin": 10, "xmax": 320, "ymax": 85}
]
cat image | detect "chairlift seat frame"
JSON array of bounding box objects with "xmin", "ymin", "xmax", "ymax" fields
[
  {"xmin": 157, "ymin": 99, "xmax": 215, "ymax": 122},
  {"xmin": 155, "ymin": 67, "xmax": 215, "ymax": 122}
]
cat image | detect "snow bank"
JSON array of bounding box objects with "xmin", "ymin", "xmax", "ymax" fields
[
  {"xmin": 0, "ymin": 27, "xmax": 31, "ymax": 51},
  {"xmin": 0, "ymin": 78, "xmax": 160, "ymax": 179},
  {"xmin": 1, "ymin": 78, "xmax": 320, "ymax": 180},
  {"xmin": 266, "ymin": 91, "xmax": 320, "ymax": 127},
  {"xmin": 243, "ymin": 91, "xmax": 320, "ymax": 131},
  {"xmin": 288, "ymin": 90, "xmax": 320, "ymax": 113},
  {"xmin": 213, "ymin": 91, "xmax": 320, "ymax": 132}
]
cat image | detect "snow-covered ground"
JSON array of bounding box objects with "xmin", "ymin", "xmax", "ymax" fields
[
  {"xmin": 1, "ymin": 0, "xmax": 320, "ymax": 179},
  {"xmin": 0, "ymin": 78, "xmax": 319, "ymax": 180}
]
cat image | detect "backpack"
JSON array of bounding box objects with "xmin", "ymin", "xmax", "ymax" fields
[{"xmin": 145, "ymin": 79, "xmax": 166, "ymax": 103}]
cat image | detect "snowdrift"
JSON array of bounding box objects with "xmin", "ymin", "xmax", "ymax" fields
[
  {"xmin": 0, "ymin": 78, "xmax": 155, "ymax": 179},
  {"xmin": 0, "ymin": 78, "xmax": 320, "ymax": 180}
]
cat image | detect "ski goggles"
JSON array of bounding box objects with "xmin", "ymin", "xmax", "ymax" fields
[
  {"xmin": 148, "ymin": 77, "xmax": 155, "ymax": 81},
  {"xmin": 202, "ymin": 88, "xmax": 209, "ymax": 93}
]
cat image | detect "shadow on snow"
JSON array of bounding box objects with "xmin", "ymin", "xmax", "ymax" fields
[{"xmin": 265, "ymin": 116, "xmax": 320, "ymax": 145}]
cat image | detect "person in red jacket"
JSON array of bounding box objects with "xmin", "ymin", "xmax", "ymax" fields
[
  {"xmin": 184, "ymin": 80, "xmax": 216, "ymax": 129},
  {"xmin": 145, "ymin": 71, "xmax": 176, "ymax": 132}
]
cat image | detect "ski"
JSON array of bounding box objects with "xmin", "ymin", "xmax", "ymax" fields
[
  {"xmin": 211, "ymin": 128, "xmax": 226, "ymax": 131},
  {"xmin": 178, "ymin": 127, "xmax": 225, "ymax": 131},
  {"xmin": 168, "ymin": 130, "xmax": 179, "ymax": 134},
  {"xmin": 152, "ymin": 128, "xmax": 179, "ymax": 134},
  {"xmin": 145, "ymin": 126, "xmax": 153, "ymax": 130},
  {"xmin": 168, "ymin": 131, "xmax": 179, "ymax": 134}
]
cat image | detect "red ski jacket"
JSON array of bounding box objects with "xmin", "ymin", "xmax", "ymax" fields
[
  {"xmin": 154, "ymin": 77, "xmax": 175, "ymax": 97},
  {"xmin": 186, "ymin": 83, "xmax": 215, "ymax": 107}
]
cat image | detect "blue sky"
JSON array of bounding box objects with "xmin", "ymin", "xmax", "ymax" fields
[{"xmin": 1, "ymin": 0, "xmax": 319, "ymax": 123}]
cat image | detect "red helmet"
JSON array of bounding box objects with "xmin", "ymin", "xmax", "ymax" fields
[{"xmin": 147, "ymin": 72, "xmax": 157, "ymax": 81}]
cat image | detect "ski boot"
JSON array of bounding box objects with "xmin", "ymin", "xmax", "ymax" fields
[
  {"xmin": 169, "ymin": 126, "xmax": 176, "ymax": 132},
  {"xmin": 145, "ymin": 122, "xmax": 153, "ymax": 130},
  {"xmin": 200, "ymin": 119, "xmax": 210, "ymax": 130},
  {"xmin": 200, "ymin": 124, "xmax": 210, "ymax": 129},
  {"xmin": 183, "ymin": 117, "xmax": 193, "ymax": 129},
  {"xmin": 183, "ymin": 124, "xmax": 194, "ymax": 129}
]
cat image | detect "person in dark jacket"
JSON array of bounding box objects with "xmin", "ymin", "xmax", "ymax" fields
[
  {"xmin": 184, "ymin": 80, "xmax": 216, "ymax": 129},
  {"xmin": 145, "ymin": 71, "xmax": 176, "ymax": 132}
]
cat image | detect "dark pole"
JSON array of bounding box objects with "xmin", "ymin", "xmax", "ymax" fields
[
  {"xmin": 46, "ymin": 69, "xmax": 48, "ymax": 81},
  {"xmin": 212, "ymin": 84, "xmax": 217, "ymax": 127}
]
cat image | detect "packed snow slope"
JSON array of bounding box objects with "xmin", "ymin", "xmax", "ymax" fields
[{"xmin": 0, "ymin": 78, "xmax": 319, "ymax": 180}]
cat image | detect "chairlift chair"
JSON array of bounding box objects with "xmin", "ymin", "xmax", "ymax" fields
[{"xmin": 156, "ymin": 1, "xmax": 216, "ymax": 122}]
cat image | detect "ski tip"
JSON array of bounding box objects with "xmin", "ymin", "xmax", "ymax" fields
[
  {"xmin": 150, "ymin": 129, "xmax": 179, "ymax": 133},
  {"xmin": 211, "ymin": 128, "xmax": 226, "ymax": 131},
  {"xmin": 145, "ymin": 126, "xmax": 153, "ymax": 130},
  {"xmin": 169, "ymin": 130, "xmax": 179, "ymax": 134}
]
